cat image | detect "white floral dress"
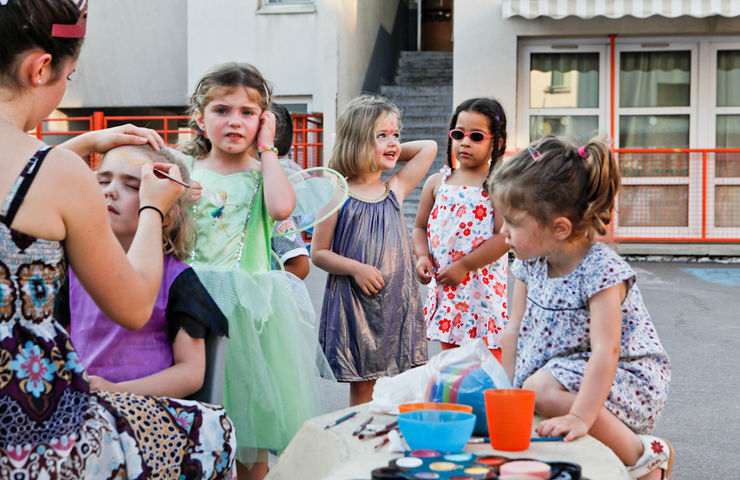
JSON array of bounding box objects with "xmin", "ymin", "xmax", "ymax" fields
[
  {"xmin": 424, "ymin": 167, "xmax": 508, "ymax": 348},
  {"xmin": 511, "ymin": 242, "xmax": 671, "ymax": 433}
]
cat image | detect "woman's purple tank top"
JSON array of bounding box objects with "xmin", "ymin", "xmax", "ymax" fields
[{"xmin": 68, "ymin": 255, "xmax": 188, "ymax": 383}]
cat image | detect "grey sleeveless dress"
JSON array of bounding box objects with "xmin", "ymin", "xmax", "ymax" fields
[{"xmin": 319, "ymin": 185, "xmax": 427, "ymax": 381}]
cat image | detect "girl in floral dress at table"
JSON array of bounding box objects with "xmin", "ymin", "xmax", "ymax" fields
[{"xmin": 490, "ymin": 135, "xmax": 673, "ymax": 480}]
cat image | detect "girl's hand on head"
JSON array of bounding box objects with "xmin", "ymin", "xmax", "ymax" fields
[
  {"xmin": 436, "ymin": 261, "xmax": 469, "ymax": 287},
  {"xmin": 139, "ymin": 163, "xmax": 185, "ymax": 213},
  {"xmin": 188, "ymin": 180, "xmax": 203, "ymax": 204},
  {"xmin": 416, "ymin": 256, "xmax": 434, "ymax": 285},
  {"xmin": 352, "ymin": 264, "xmax": 385, "ymax": 295},
  {"xmin": 257, "ymin": 109, "xmax": 277, "ymax": 152},
  {"xmin": 535, "ymin": 413, "xmax": 588, "ymax": 442},
  {"xmin": 88, "ymin": 375, "xmax": 119, "ymax": 393}
]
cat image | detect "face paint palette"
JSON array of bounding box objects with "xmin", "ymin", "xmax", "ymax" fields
[{"xmin": 370, "ymin": 451, "xmax": 582, "ymax": 480}]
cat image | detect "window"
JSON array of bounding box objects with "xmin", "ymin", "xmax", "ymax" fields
[
  {"xmin": 519, "ymin": 42, "xmax": 608, "ymax": 147},
  {"xmin": 615, "ymin": 41, "xmax": 698, "ymax": 236},
  {"xmin": 258, "ymin": 0, "xmax": 315, "ymax": 14},
  {"xmin": 710, "ymin": 46, "xmax": 740, "ymax": 231},
  {"xmin": 519, "ymin": 37, "xmax": 740, "ymax": 239}
]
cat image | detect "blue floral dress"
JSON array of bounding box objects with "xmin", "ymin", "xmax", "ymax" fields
[
  {"xmin": 0, "ymin": 147, "xmax": 236, "ymax": 479},
  {"xmin": 424, "ymin": 167, "xmax": 508, "ymax": 348},
  {"xmin": 511, "ymin": 242, "xmax": 671, "ymax": 434}
]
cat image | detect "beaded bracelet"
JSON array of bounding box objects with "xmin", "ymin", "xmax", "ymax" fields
[
  {"xmin": 138, "ymin": 205, "xmax": 164, "ymax": 222},
  {"xmin": 258, "ymin": 145, "xmax": 279, "ymax": 157}
]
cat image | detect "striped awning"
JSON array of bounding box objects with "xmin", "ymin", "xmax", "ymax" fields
[{"xmin": 502, "ymin": 0, "xmax": 740, "ymax": 19}]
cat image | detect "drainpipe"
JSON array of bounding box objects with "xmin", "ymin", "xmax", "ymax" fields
[{"xmin": 417, "ymin": 0, "xmax": 422, "ymax": 51}]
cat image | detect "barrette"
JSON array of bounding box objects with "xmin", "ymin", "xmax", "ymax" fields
[
  {"xmin": 263, "ymin": 82, "xmax": 271, "ymax": 105},
  {"xmin": 528, "ymin": 146, "xmax": 542, "ymax": 163},
  {"xmin": 578, "ymin": 146, "xmax": 589, "ymax": 159},
  {"xmin": 51, "ymin": 0, "xmax": 88, "ymax": 38}
]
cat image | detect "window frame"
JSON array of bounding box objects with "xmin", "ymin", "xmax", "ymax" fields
[
  {"xmin": 257, "ymin": 0, "xmax": 316, "ymax": 15},
  {"xmin": 517, "ymin": 39, "xmax": 609, "ymax": 149},
  {"xmin": 612, "ymin": 38, "xmax": 700, "ymax": 239},
  {"xmin": 706, "ymin": 40, "xmax": 740, "ymax": 237}
]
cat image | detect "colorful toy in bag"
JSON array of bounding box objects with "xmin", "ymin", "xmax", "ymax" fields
[{"xmin": 427, "ymin": 361, "xmax": 509, "ymax": 436}]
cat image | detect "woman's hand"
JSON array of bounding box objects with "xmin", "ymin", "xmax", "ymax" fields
[
  {"xmin": 60, "ymin": 124, "xmax": 165, "ymax": 157},
  {"xmin": 436, "ymin": 261, "xmax": 468, "ymax": 286},
  {"xmin": 416, "ymin": 256, "xmax": 434, "ymax": 284},
  {"xmin": 139, "ymin": 162, "xmax": 185, "ymax": 213},
  {"xmin": 256, "ymin": 109, "xmax": 277, "ymax": 152},
  {"xmin": 535, "ymin": 413, "xmax": 589, "ymax": 442},
  {"xmin": 352, "ymin": 263, "xmax": 385, "ymax": 295}
]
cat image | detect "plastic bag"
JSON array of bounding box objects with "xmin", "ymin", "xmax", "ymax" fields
[
  {"xmin": 425, "ymin": 340, "xmax": 511, "ymax": 435},
  {"xmin": 369, "ymin": 338, "xmax": 511, "ymax": 435}
]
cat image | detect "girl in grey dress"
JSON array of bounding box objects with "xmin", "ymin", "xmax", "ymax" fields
[
  {"xmin": 489, "ymin": 135, "xmax": 673, "ymax": 480},
  {"xmin": 312, "ymin": 95, "xmax": 437, "ymax": 406}
]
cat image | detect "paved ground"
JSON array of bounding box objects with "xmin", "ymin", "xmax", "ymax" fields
[{"xmin": 303, "ymin": 259, "xmax": 740, "ymax": 480}]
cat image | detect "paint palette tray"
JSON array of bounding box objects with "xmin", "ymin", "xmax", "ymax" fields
[{"xmin": 370, "ymin": 450, "xmax": 582, "ymax": 480}]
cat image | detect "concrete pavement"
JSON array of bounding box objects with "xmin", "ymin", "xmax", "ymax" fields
[{"xmin": 303, "ymin": 259, "xmax": 740, "ymax": 480}]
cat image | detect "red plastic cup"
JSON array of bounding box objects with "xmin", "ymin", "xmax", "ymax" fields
[{"xmin": 484, "ymin": 389, "xmax": 536, "ymax": 451}]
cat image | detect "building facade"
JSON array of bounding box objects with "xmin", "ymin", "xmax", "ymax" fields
[{"xmin": 454, "ymin": 0, "xmax": 740, "ymax": 254}]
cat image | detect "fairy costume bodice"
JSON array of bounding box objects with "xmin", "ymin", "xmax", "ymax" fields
[{"xmin": 189, "ymin": 169, "xmax": 271, "ymax": 273}]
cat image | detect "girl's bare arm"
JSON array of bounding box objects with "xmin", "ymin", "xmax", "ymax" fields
[
  {"xmin": 412, "ymin": 173, "xmax": 441, "ymax": 284},
  {"xmin": 387, "ymin": 140, "xmax": 437, "ymax": 202},
  {"xmin": 437, "ymin": 209, "xmax": 509, "ymax": 286},
  {"xmin": 258, "ymin": 110, "xmax": 296, "ymax": 220}
]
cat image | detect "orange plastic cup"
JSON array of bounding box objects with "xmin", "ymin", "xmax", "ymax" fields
[{"xmin": 484, "ymin": 389, "xmax": 536, "ymax": 451}]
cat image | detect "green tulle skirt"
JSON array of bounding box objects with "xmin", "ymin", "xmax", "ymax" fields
[{"xmin": 193, "ymin": 267, "xmax": 333, "ymax": 464}]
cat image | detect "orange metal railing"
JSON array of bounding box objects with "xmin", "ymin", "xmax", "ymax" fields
[
  {"xmin": 34, "ymin": 111, "xmax": 323, "ymax": 170},
  {"xmin": 613, "ymin": 148, "xmax": 740, "ymax": 243}
]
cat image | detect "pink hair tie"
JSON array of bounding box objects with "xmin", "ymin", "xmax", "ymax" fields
[{"xmin": 578, "ymin": 146, "xmax": 588, "ymax": 158}]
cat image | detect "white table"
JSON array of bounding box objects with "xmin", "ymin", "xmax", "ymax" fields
[{"xmin": 267, "ymin": 403, "xmax": 630, "ymax": 479}]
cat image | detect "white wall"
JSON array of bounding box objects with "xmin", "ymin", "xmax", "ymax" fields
[
  {"xmin": 61, "ymin": 0, "xmax": 187, "ymax": 108},
  {"xmin": 454, "ymin": 0, "xmax": 740, "ymax": 151},
  {"xmin": 326, "ymin": 0, "xmax": 401, "ymax": 156},
  {"xmin": 186, "ymin": 0, "xmax": 325, "ymax": 109},
  {"xmin": 58, "ymin": 0, "xmax": 402, "ymax": 164}
]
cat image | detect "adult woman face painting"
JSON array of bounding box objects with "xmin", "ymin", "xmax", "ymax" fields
[{"xmin": 0, "ymin": 1, "xmax": 236, "ymax": 477}]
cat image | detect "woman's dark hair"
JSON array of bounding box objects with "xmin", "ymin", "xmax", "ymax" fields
[
  {"xmin": 446, "ymin": 97, "xmax": 507, "ymax": 190},
  {"xmin": 0, "ymin": 0, "xmax": 83, "ymax": 89}
]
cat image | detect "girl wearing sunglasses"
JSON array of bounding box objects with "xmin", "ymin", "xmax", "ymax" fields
[{"xmin": 412, "ymin": 97, "xmax": 510, "ymax": 361}]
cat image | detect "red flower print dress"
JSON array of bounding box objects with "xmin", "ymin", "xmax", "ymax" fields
[{"xmin": 424, "ymin": 167, "xmax": 508, "ymax": 348}]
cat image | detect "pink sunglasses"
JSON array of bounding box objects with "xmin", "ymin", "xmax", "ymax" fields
[{"xmin": 449, "ymin": 129, "xmax": 494, "ymax": 143}]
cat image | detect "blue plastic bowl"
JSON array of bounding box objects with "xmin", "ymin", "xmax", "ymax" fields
[{"xmin": 397, "ymin": 410, "xmax": 476, "ymax": 453}]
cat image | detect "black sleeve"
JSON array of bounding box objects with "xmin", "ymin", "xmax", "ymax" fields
[
  {"xmin": 165, "ymin": 268, "xmax": 229, "ymax": 342},
  {"xmin": 53, "ymin": 273, "xmax": 71, "ymax": 328}
]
